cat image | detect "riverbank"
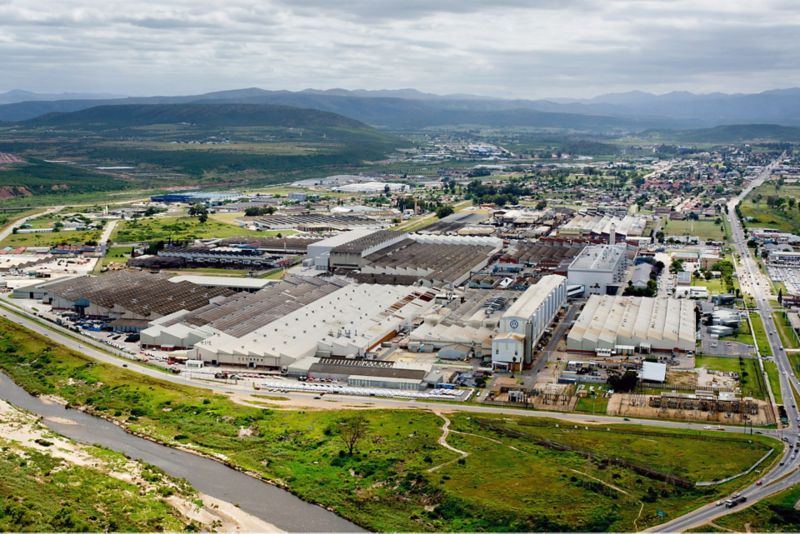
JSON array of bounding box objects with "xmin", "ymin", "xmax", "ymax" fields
[{"xmin": 0, "ymin": 396, "xmax": 282, "ymax": 532}]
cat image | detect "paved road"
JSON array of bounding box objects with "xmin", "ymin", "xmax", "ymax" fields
[
  {"xmin": 0, "ymin": 206, "xmax": 63, "ymax": 242},
  {"xmin": 655, "ymin": 155, "xmax": 800, "ymax": 532},
  {"xmin": 1, "ymin": 299, "xmax": 772, "ymax": 434}
]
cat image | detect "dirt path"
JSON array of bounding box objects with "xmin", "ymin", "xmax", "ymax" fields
[
  {"xmin": 569, "ymin": 468, "xmax": 630, "ymax": 495},
  {"xmin": 428, "ymin": 412, "xmax": 469, "ymax": 472}
]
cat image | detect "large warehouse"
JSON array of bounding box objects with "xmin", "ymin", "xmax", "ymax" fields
[
  {"xmin": 566, "ymin": 295, "xmax": 696, "ymax": 353},
  {"xmin": 360, "ymin": 235, "xmax": 502, "ymax": 287},
  {"xmin": 40, "ymin": 272, "xmax": 234, "ymax": 321},
  {"xmin": 189, "ymin": 283, "xmax": 440, "ymax": 369},
  {"xmin": 141, "ymin": 276, "xmax": 351, "ymax": 349},
  {"xmin": 491, "ymin": 274, "xmax": 568, "ymax": 368},
  {"xmin": 567, "ymin": 244, "xmax": 635, "ymax": 296}
]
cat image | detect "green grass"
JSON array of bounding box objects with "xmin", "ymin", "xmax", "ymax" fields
[
  {"xmin": 102, "ymin": 246, "xmax": 133, "ymax": 265},
  {"xmin": 0, "ymin": 228, "xmax": 103, "ymax": 248},
  {"xmin": 661, "ymin": 219, "xmax": 727, "ymax": 241},
  {"xmin": 714, "ymin": 483, "xmax": 800, "ymax": 532},
  {"xmin": 750, "ymin": 313, "xmax": 773, "ymax": 357},
  {"xmin": 773, "ymin": 311, "xmax": 800, "ymax": 350},
  {"xmin": 0, "ymin": 440, "xmax": 193, "ymax": 531},
  {"xmin": 111, "ymin": 215, "xmax": 273, "ymax": 243},
  {"xmin": 764, "ymin": 361, "xmax": 783, "ymax": 404},
  {"xmin": 0, "ymin": 318, "xmax": 782, "ymax": 532},
  {"xmin": 446, "ymin": 415, "xmax": 774, "ymax": 530},
  {"xmin": 740, "ymin": 184, "xmax": 800, "ymax": 234},
  {"xmin": 574, "ymin": 395, "xmax": 609, "ymax": 414},
  {"xmin": 695, "ymin": 356, "xmax": 766, "ymax": 399}
]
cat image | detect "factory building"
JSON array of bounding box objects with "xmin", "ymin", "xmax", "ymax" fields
[
  {"xmin": 141, "ymin": 277, "xmax": 351, "ymax": 350},
  {"xmin": 327, "ymin": 230, "xmax": 407, "ymax": 270},
  {"xmin": 491, "ymin": 274, "xmax": 568, "ymax": 368},
  {"xmin": 188, "ymin": 283, "xmax": 439, "ymax": 369},
  {"xmin": 567, "ymin": 244, "xmax": 635, "ymax": 296},
  {"xmin": 157, "ymin": 247, "xmax": 279, "ymax": 270},
  {"xmin": 40, "ymin": 272, "xmax": 234, "ymax": 321},
  {"xmin": 557, "ymin": 214, "xmax": 648, "ymax": 241},
  {"xmin": 360, "ymin": 235, "xmax": 502, "ymax": 288},
  {"xmin": 300, "ymin": 358, "xmax": 440, "ymax": 390},
  {"xmin": 304, "ymin": 229, "xmax": 408, "ymax": 270},
  {"xmin": 566, "ymin": 295, "xmax": 696, "ymax": 353}
]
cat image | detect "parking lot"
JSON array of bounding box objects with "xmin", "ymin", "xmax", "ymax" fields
[{"xmin": 767, "ymin": 264, "xmax": 800, "ymax": 295}]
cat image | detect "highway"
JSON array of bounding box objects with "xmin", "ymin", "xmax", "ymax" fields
[
  {"xmin": 0, "ymin": 299, "xmax": 771, "ymax": 433},
  {"xmin": 655, "ymin": 155, "xmax": 800, "ymax": 532}
]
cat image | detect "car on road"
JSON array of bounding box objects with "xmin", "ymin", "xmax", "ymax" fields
[
  {"xmin": 711, "ymin": 342, "xmax": 718, "ymax": 348},
  {"xmin": 623, "ymin": 418, "xmax": 631, "ymax": 421},
  {"xmin": 757, "ymin": 480, "xmax": 763, "ymax": 486},
  {"xmin": 313, "ymin": 396, "xmax": 321, "ymax": 399},
  {"xmin": 122, "ymin": 364, "xmax": 127, "ymax": 368}
]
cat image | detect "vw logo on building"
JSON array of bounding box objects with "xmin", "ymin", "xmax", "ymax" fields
[{"xmin": 509, "ymin": 320, "xmax": 519, "ymax": 329}]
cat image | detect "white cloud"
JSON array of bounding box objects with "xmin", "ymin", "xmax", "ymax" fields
[{"xmin": 0, "ymin": 0, "xmax": 799, "ymax": 97}]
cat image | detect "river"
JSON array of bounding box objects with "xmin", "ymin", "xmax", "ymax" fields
[{"xmin": 0, "ymin": 372, "xmax": 361, "ymax": 533}]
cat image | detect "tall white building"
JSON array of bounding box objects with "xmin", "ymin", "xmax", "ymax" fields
[
  {"xmin": 567, "ymin": 244, "xmax": 632, "ymax": 296},
  {"xmin": 492, "ymin": 275, "xmax": 567, "ymax": 369}
]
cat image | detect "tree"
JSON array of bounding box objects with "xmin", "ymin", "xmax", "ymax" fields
[
  {"xmin": 535, "ymin": 200, "xmax": 547, "ymax": 211},
  {"xmin": 11, "ymin": 227, "xmax": 17, "ymax": 234},
  {"xmin": 436, "ymin": 205, "xmax": 455, "ymax": 219},
  {"xmin": 188, "ymin": 203, "xmax": 209, "ymax": 223},
  {"xmin": 656, "ymin": 231, "xmax": 665, "ymax": 243},
  {"xmin": 511, "ymin": 356, "xmax": 517, "ymax": 378},
  {"xmin": 669, "ymin": 260, "xmax": 684, "ymax": 274},
  {"xmin": 384, "ymin": 184, "xmax": 390, "ymax": 195},
  {"xmin": 778, "ymin": 288, "xmax": 783, "ymax": 305},
  {"xmin": 608, "ymin": 371, "xmax": 639, "ymax": 392},
  {"xmin": 337, "ymin": 415, "xmax": 369, "ymax": 455}
]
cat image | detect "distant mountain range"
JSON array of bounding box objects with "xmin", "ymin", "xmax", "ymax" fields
[
  {"xmin": 0, "ymin": 89, "xmax": 123, "ymax": 105},
  {"xmin": 3, "ymin": 87, "xmax": 800, "ymax": 132}
]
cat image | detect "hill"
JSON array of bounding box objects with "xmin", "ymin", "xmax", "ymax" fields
[
  {"xmin": 0, "ymin": 158, "xmax": 129, "ymax": 198},
  {"xmin": 642, "ymin": 124, "xmax": 800, "ymax": 143},
  {"xmin": 0, "ymin": 89, "xmax": 693, "ymax": 132},
  {"xmin": 21, "ymin": 103, "xmax": 372, "ymax": 130}
]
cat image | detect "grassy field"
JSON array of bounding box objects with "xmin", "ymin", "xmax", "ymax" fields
[
  {"xmin": 102, "ymin": 246, "xmax": 133, "ymax": 265},
  {"xmin": 574, "ymin": 395, "xmax": 609, "ymax": 414},
  {"xmin": 764, "ymin": 361, "xmax": 783, "ymax": 404},
  {"xmin": 740, "ymin": 184, "xmax": 800, "ymax": 234},
  {"xmin": 0, "ymin": 440, "xmax": 192, "ymax": 531},
  {"xmin": 0, "ymin": 228, "xmax": 103, "ymax": 248},
  {"xmin": 750, "ymin": 313, "xmax": 773, "ymax": 357},
  {"xmin": 714, "ymin": 483, "xmax": 800, "ymax": 532},
  {"xmin": 661, "ymin": 219, "xmax": 727, "ymax": 241},
  {"xmin": 773, "ymin": 310, "xmax": 800, "ymax": 350},
  {"xmin": 0, "ymin": 318, "xmax": 780, "ymax": 532},
  {"xmin": 695, "ymin": 356, "xmax": 766, "ymax": 399},
  {"xmin": 111, "ymin": 216, "xmax": 270, "ymax": 243}
]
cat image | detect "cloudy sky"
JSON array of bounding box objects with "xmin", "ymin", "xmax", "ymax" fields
[{"xmin": 1, "ymin": 0, "xmax": 799, "ymax": 98}]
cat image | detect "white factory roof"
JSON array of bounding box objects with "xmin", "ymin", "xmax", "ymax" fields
[
  {"xmin": 561, "ymin": 214, "xmax": 647, "ymax": 236},
  {"xmin": 196, "ymin": 283, "xmax": 439, "ymax": 364},
  {"xmin": 309, "ymin": 229, "xmax": 379, "ymax": 249},
  {"xmin": 567, "ymin": 295, "xmax": 695, "ymax": 351},
  {"xmin": 569, "ymin": 244, "xmax": 626, "ymax": 272},
  {"xmin": 168, "ymin": 275, "xmax": 281, "ymax": 290},
  {"xmin": 503, "ymin": 274, "xmax": 566, "ymax": 321},
  {"xmin": 641, "ymin": 361, "xmax": 667, "ymax": 382}
]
